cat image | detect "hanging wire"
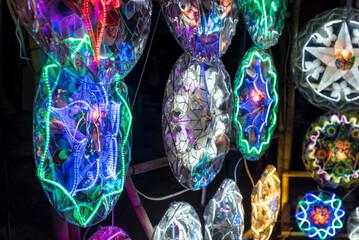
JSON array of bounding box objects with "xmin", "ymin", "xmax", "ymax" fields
[
  {"xmin": 234, "ymin": 157, "xmax": 243, "ymax": 183},
  {"xmin": 112, "ymin": 209, "xmax": 114, "ymax": 226},
  {"xmin": 137, "ymin": 188, "xmax": 190, "ymax": 201},
  {"xmin": 131, "ymin": 8, "xmax": 162, "ymax": 110},
  {"xmin": 342, "ymin": 185, "xmax": 358, "ymax": 201},
  {"xmin": 244, "ymin": 157, "xmax": 255, "ymax": 187},
  {"xmin": 83, "ymin": 225, "xmax": 92, "ymax": 240}
]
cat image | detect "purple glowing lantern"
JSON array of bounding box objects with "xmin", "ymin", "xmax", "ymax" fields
[{"xmin": 89, "ymin": 226, "xmax": 131, "ymax": 240}]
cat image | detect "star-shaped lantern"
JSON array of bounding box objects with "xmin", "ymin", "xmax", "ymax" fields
[
  {"xmin": 293, "ymin": 7, "xmax": 359, "ymax": 112},
  {"xmin": 303, "ymin": 112, "xmax": 359, "ymax": 188},
  {"xmin": 296, "ymin": 190, "xmax": 345, "ymax": 240},
  {"xmin": 233, "ymin": 46, "xmax": 278, "ymax": 160}
]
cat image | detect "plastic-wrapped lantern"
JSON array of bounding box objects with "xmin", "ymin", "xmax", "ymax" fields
[
  {"xmin": 251, "ymin": 165, "xmax": 280, "ymax": 240},
  {"xmin": 233, "ymin": 46, "xmax": 278, "ymax": 161},
  {"xmin": 241, "ymin": 0, "xmax": 287, "ymax": 49},
  {"xmin": 303, "ymin": 112, "xmax": 359, "ymax": 188},
  {"xmin": 11, "ymin": 0, "xmax": 152, "ymax": 84},
  {"xmin": 162, "ymin": 53, "xmax": 232, "ymax": 190},
  {"xmin": 204, "ymin": 179, "xmax": 245, "ymax": 240},
  {"xmin": 296, "ymin": 190, "xmax": 345, "ymax": 240},
  {"xmin": 33, "ymin": 60, "xmax": 132, "ymax": 227},
  {"xmin": 159, "ymin": 0, "xmax": 238, "ymax": 62},
  {"xmin": 89, "ymin": 226, "xmax": 131, "ymax": 240},
  {"xmin": 152, "ymin": 202, "xmax": 203, "ymax": 240},
  {"xmin": 348, "ymin": 207, "xmax": 359, "ymax": 240},
  {"xmin": 292, "ymin": 7, "xmax": 359, "ymax": 113}
]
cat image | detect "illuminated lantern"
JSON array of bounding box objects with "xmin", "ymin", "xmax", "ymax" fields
[
  {"xmin": 89, "ymin": 226, "xmax": 131, "ymax": 240},
  {"xmin": 241, "ymin": 0, "xmax": 287, "ymax": 49},
  {"xmin": 303, "ymin": 112, "xmax": 359, "ymax": 188},
  {"xmin": 292, "ymin": 7, "xmax": 359, "ymax": 113},
  {"xmin": 159, "ymin": 0, "xmax": 238, "ymax": 62},
  {"xmin": 203, "ymin": 179, "xmax": 245, "ymax": 240},
  {"xmin": 152, "ymin": 202, "xmax": 203, "ymax": 240},
  {"xmin": 348, "ymin": 207, "xmax": 359, "ymax": 240},
  {"xmin": 11, "ymin": 0, "xmax": 152, "ymax": 84},
  {"xmin": 251, "ymin": 165, "xmax": 280, "ymax": 240},
  {"xmin": 233, "ymin": 46, "xmax": 278, "ymax": 161},
  {"xmin": 162, "ymin": 53, "xmax": 232, "ymax": 190},
  {"xmin": 295, "ymin": 190, "xmax": 345, "ymax": 240},
  {"xmin": 33, "ymin": 60, "xmax": 132, "ymax": 227}
]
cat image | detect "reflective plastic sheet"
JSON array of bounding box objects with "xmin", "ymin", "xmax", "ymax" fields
[
  {"xmin": 162, "ymin": 53, "xmax": 232, "ymax": 190},
  {"xmin": 241, "ymin": 0, "xmax": 287, "ymax": 49},
  {"xmin": 152, "ymin": 202, "xmax": 203, "ymax": 240},
  {"xmin": 348, "ymin": 207, "xmax": 359, "ymax": 240},
  {"xmin": 233, "ymin": 46, "xmax": 278, "ymax": 161},
  {"xmin": 160, "ymin": 0, "xmax": 238, "ymax": 62},
  {"xmin": 11, "ymin": 0, "xmax": 152, "ymax": 84},
  {"xmin": 303, "ymin": 112, "xmax": 359, "ymax": 188},
  {"xmin": 203, "ymin": 179, "xmax": 245, "ymax": 240},
  {"xmin": 292, "ymin": 7, "xmax": 359, "ymax": 112},
  {"xmin": 33, "ymin": 60, "xmax": 132, "ymax": 227},
  {"xmin": 89, "ymin": 226, "xmax": 131, "ymax": 240},
  {"xmin": 251, "ymin": 165, "xmax": 280, "ymax": 240}
]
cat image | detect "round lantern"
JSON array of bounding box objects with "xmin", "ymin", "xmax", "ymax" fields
[
  {"xmin": 241, "ymin": 0, "xmax": 287, "ymax": 49},
  {"xmin": 11, "ymin": 0, "xmax": 152, "ymax": 84},
  {"xmin": 159, "ymin": 0, "xmax": 238, "ymax": 62},
  {"xmin": 152, "ymin": 202, "xmax": 203, "ymax": 240},
  {"xmin": 251, "ymin": 165, "xmax": 281, "ymax": 240},
  {"xmin": 204, "ymin": 179, "xmax": 245, "ymax": 240},
  {"xmin": 233, "ymin": 46, "xmax": 278, "ymax": 161},
  {"xmin": 303, "ymin": 112, "xmax": 359, "ymax": 188},
  {"xmin": 292, "ymin": 7, "xmax": 359, "ymax": 113},
  {"xmin": 33, "ymin": 60, "xmax": 132, "ymax": 227},
  {"xmin": 162, "ymin": 53, "xmax": 232, "ymax": 190},
  {"xmin": 89, "ymin": 226, "xmax": 131, "ymax": 240},
  {"xmin": 348, "ymin": 207, "xmax": 359, "ymax": 240},
  {"xmin": 295, "ymin": 190, "xmax": 345, "ymax": 240}
]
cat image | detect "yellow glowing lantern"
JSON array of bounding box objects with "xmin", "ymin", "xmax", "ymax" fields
[{"xmin": 251, "ymin": 165, "xmax": 281, "ymax": 240}]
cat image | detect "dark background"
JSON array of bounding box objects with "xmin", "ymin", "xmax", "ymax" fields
[{"xmin": 0, "ymin": 0, "xmax": 358, "ymax": 239}]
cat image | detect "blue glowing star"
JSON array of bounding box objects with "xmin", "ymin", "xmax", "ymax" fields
[
  {"xmin": 238, "ymin": 58, "xmax": 275, "ymax": 149},
  {"xmin": 50, "ymin": 83, "xmax": 122, "ymax": 196},
  {"xmin": 295, "ymin": 190, "xmax": 345, "ymax": 240}
]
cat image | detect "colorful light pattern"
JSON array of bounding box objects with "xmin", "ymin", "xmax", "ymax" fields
[
  {"xmin": 241, "ymin": 0, "xmax": 287, "ymax": 49},
  {"xmin": 303, "ymin": 112, "xmax": 359, "ymax": 188},
  {"xmin": 295, "ymin": 190, "xmax": 345, "ymax": 240},
  {"xmin": 162, "ymin": 53, "xmax": 232, "ymax": 190},
  {"xmin": 233, "ymin": 46, "xmax": 278, "ymax": 161},
  {"xmin": 33, "ymin": 60, "xmax": 132, "ymax": 227},
  {"xmin": 89, "ymin": 226, "xmax": 131, "ymax": 240},
  {"xmin": 152, "ymin": 202, "xmax": 203, "ymax": 240},
  {"xmin": 293, "ymin": 7, "xmax": 359, "ymax": 112},
  {"xmin": 204, "ymin": 179, "xmax": 245, "ymax": 240},
  {"xmin": 348, "ymin": 207, "xmax": 359, "ymax": 240},
  {"xmin": 11, "ymin": 0, "xmax": 152, "ymax": 84},
  {"xmin": 159, "ymin": 0, "xmax": 238, "ymax": 62},
  {"xmin": 251, "ymin": 165, "xmax": 281, "ymax": 240}
]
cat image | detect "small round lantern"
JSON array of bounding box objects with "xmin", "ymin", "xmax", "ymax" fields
[{"xmin": 89, "ymin": 226, "xmax": 131, "ymax": 240}]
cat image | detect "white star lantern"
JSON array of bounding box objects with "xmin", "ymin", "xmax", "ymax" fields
[{"xmin": 293, "ymin": 7, "xmax": 359, "ymax": 112}]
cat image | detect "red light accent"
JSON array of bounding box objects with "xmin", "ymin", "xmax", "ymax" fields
[{"xmin": 82, "ymin": 0, "xmax": 121, "ymax": 62}]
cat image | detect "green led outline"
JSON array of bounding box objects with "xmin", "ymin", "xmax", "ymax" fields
[
  {"xmin": 262, "ymin": 0, "xmax": 268, "ymax": 37},
  {"xmin": 233, "ymin": 49, "xmax": 278, "ymax": 158},
  {"xmin": 37, "ymin": 65, "xmax": 132, "ymax": 227}
]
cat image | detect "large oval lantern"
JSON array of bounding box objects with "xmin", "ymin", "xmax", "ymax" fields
[
  {"xmin": 292, "ymin": 7, "xmax": 359, "ymax": 113},
  {"xmin": 348, "ymin": 207, "xmax": 359, "ymax": 240},
  {"xmin": 33, "ymin": 60, "xmax": 132, "ymax": 227},
  {"xmin": 162, "ymin": 53, "xmax": 232, "ymax": 190},
  {"xmin": 204, "ymin": 179, "xmax": 245, "ymax": 240},
  {"xmin": 152, "ymin": 202, "xmax": 203, "ymax": 240},
  {"xmin": 159, "ymin": 0, "xmax": 238, "ymax": 62},
  {"xmin": 296, "ymin": 190, "xmax": 345, "ymax": 240},
  {"xmin": 303, "ymin": 112, "xmax": 359, "ymax": 188},
  {"xmin": 251, "ymin": 165, "xmax": 281, "ymax": 240},
  {"xmin": 233, "ymin": 46, "xmax": 278, "ymax": 161},
  {"xmin": 241, "ymin": 0, "xmax": 287, "ymax": 49},
  {"xmin": 11, "ymin": 0, "xmax": 152, "ymax": 84}
]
